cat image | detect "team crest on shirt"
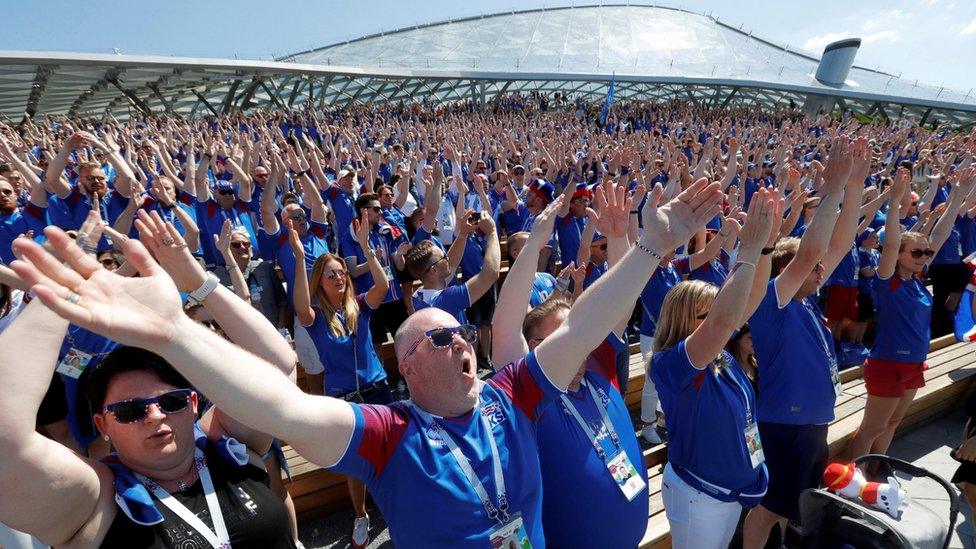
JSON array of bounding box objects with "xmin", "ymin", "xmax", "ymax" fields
[
  {"xmin": 481, "ymin": 401, "xmax": 507, "ymax": 429},
  {"xmin": 594, "ymin": 386, "xmax": 611, "ymax": 407},
  {"xmin": 425, "ymin": 426, "xmax": 445, "ymax": 447}
]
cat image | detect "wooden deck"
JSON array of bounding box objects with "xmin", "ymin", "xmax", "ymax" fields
[{"xmin": 285, "ymin": 334, "xmax": 976, "ymax": 548}]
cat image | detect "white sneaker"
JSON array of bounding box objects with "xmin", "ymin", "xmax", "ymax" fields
[
  {"xmin": 351, "ymin": 514, "xmax": 370, "ymax": 549},
  {"xmin": 642, "ymin": 423, "xmax": 663, "ymax": 445}
]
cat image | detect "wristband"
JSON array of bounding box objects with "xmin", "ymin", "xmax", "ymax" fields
[
  {"xmin": 761, "ymin": 246, "xmax": 775, "ymax": 255},
  {"xmin": 629, "ymin": 210, "xmax": 639, "ymax": 214},
  {"xmin": 734, "ymin": 260, "xmax": 757, "ymax": 269},
  {"xmin": 635, "ymin": 241, "xmax": 664, "ymax": 262},
  {"xmin": 187, "ymin": 272, "xmax": 220, "ymax": 305}
]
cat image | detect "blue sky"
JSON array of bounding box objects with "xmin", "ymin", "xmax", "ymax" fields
[{"xmin": 3, "ymin": 0, "xmax": 974, "ymax": 93}]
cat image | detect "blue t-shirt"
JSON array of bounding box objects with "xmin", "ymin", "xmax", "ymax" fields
[
  {"xmin": 0, "ymin": 203, "xmax": 47, "ymax": 263},
  {"xmin": 413, "ymin": 284, "xmax": 471, "ymax": 323},
  {"xmin": 827, "ymin": 245, "xmax": 859, "ymax": 288},
  {"xmin": 529, "ymin": 273, "xmax": 557, "ymax": 308},
  {"xmin": 639, "ymin": 258, "xmax": 688, "ymax": 337},
  {"xmin": 933, "ymin": 216, "xmax": 963, "ymax": 265},
  {"xmin": 870, "ymin": 275, "xmax": 932, "ymax": 363},
  {"xmin": 959, "ymin": 214, "xmax": 976, "ymax": 257},
  {"xmin": 650, "ymin": 340, "xmax": 768, "ymax": 503},
  {"xmin": 329, "ymin": 352, "xmax": 561, "ymax": 547},
  {"xmin": 48, "ymin": 186, "xmax": 128, "ymax": 251},
  {"xmin": 501, "ymin": 202, "xmax": 529, "ymax": 236},
  {"xmin": 536, "ymin": 335, "xmax": 646, "ymax": 548},
  {"xmin": 458, "ymin": 232, "xmax": 488, "ymax": 282},
  {"xmin": 257, "ymin": 220, "xmax": 331, "ymax": 302},
  {"xmin": 304, "ymin": 296, "xmax": 387, "ymax": 396},
  {"xmin": 555, "ymin": 214, "xmax": 587, "ymax": 268},
  {"xmin": 322, "ymin": 186, "xmax": 357, "ymax": 256},
  {"xmin": 583, "ymin": 260, "xmax": 608, "ymax": 289},
  {"xmin": 689, "ymin": 249, "xmax": 731, "ymax": 287},
  {"xmin": 347, "ymin": 224, "xmax": 407, "ymax": 303},
  {"xmin": 194, "ymin": 198, "xmax": 258, "ymax": 266},
  {"xmin": 749, "ymin": 279, "xmax": 838, "ymax": 425},
  {"xmin": 381, "ymin": 205, "xmax": 408, "ymax": 235},
  {"xmin": 858, "ymin": 248, "xmax": 880, "ymax": 293},
  {"xmin": 412, "ymin": 225, "xmax": 445, "ymax": 251}
]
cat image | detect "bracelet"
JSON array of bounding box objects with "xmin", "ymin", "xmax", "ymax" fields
[
  {"xmin": 761, "ymin": 246, "xmax": 775, "ymax": 255},
  {"xmin": 187, "ymin": 272, "xmax": 220, "ymax": 305},
  {"xmin": 629, "ymin": 210, "xmax": 639, "ymax": 214},
  {"xmin": 635, "ymin": 241, "xmax": 664, "ymax": 262},
  {"xmin": 734, "ymin": 260, "xmax": 757, "ymax": 269}
]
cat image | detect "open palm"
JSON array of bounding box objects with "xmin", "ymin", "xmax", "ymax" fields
[
  {"xmin": 11, "ymin": 227, "xmax": 185, "ymax": 350},
  {"xmin": 641, "ymin": 177, "xmax": 723, "ymax": 252}
]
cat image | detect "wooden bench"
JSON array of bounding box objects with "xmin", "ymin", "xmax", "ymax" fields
[{"xmin": 286, "ymin": 331, "xmax": 976, "ymax": 544}]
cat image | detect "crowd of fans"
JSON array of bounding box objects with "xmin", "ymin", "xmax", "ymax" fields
[{"xmin": 0, "ymin": 93, "xmax": 974, "ymax": 548}]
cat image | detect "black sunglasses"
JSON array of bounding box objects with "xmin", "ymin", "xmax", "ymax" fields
[
  {"xmin": 217, "ymin": 189, "xmax": 235, "ymax": 196},
  {"xmin": 908, "ymin": 248, "xmax": 935, "ymax": 259},
  {"xmin": 104, "ymin": 389, "xmax": 193, "ymax": 424},
  {"xmin": 404, "ymin": 324, "xmax": 478, "ymax": 360},
  {"xmin": 592, "ymin": 242, "xmax": 607, "ymax": 251},
  {"xmin": 230, "ymin": 241, "xmax": 250, "ymax": 250}
]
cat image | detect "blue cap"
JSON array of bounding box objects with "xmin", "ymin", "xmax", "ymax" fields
[
  {"xmin": 592, "ymin": 231, "xmax": 607, "ymax": 242},
  {"xmin": 214, "ymin": 180, "xmax": 234, "ymax": 193},
  {"xmin": 528, "ymin": 179, "xmax": 554, "ymax": 204},
  {"xmin": 856, "ymin": 227, "xmax": 876, "ymax": 246}
]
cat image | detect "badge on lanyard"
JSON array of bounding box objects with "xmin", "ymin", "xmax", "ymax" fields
[
  {"xmin": 607, "ymin": 450, "xmax": 646, "ymax": 501},
  {"xmin": 488, "ymin": 512, "xmax": 531, "ymax": 549},
  {"xmin": 829, "ymin": 357, "xmax": 843, "ymax": 397},
  {"xmin": 744, "ymin": 423, "xmax": 765, "ymax": 468},
  {"xmin": 56, "ymin": 348, "xmax": 93, "ymax": 379}
]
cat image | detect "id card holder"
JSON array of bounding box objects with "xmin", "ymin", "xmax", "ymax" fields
[
  {"xmin": 488, "ymin": 513, "xmax": 531, "ymax": 549},
  {"xmin": 607, "ymin": 450, "xmax": 647, "ymax": 501},
  {"xmin": 829, "ymin": 358, "xmax": 843, "ymax": 397},
  {"xmin": 56, "ymin": 348, "xmax": 93, "ymax": 379},
  {"xmin": 744, "ymin": 423, "xmax": 765, "ymax": 468}
]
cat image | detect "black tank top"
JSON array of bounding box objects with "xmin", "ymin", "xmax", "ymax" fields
[{"xmin": 100, "ymin": 446, "xmax": 295, "ymax": 548}]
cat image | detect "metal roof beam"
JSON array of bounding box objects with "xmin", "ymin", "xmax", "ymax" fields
[
  {"xmin": 68, "ymin": 67, "xmax": 122, "ymax": 116},
  {"xmin": 25, "ymin": 66, "xmax": 55, "ymax": 117},
  {"xmin": 106, "ymin": 76, "xmax": 152, "ymax": 116},
  {"xmin": 221, "ymin": 79, "xmax": 242, "ymax": 114},
  {"xmin": 192, "ymin": 89, "xmax": 219, "ymax": 116}
]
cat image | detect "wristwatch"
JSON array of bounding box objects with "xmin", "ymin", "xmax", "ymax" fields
[{"xmin": 187, "ymin": 273, "xmax": 220, "ymax": 305}]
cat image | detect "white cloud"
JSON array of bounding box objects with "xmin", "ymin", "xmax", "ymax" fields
[
  {"xmin": 803, "ymin": 31, "xmax": 852, "ymax": 52},
  {"xmin": 947, "ymin": 3, "xmax": 956, "ymax": 9},
  {"xmin": 862, "ymin": 30, "xmax": 900, "ymax": 43},
  {"xmin": 922, "ymin": 0, "xmax": 938, "ymax": 6},
  {"xmin": 961, "ymin": 18, "xmax": 976, "ymax": 35}
]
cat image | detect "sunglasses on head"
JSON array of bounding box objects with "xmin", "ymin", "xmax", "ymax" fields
[
  {"xmin": 230, "ymin": 241, "xmax": 250, "ymax": 250},
  {"xmin": 325, "ymin": 268, "xmax": 347, "ymax": 280},
  {"xmin": 104, "ymin": 389, "xmax": 193, "ymax": 424},
  {"xmin": 404, "ymin": 324, "xmax": 478, "ymax": 360},
  {"xmin": 908, "ymin": 248, "xmax": 935, "ymax": 259}
]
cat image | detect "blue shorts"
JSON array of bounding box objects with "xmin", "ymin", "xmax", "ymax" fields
[{"xmin": 758, "ymin": 422, "xmax": 829, "ymax": 520}]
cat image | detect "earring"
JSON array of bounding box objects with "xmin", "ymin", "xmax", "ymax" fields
[{"xmin": 103, "ymin": 435, "xmax": 110, "ymax": 442}]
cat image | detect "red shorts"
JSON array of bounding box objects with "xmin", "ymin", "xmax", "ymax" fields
[
  {"xmin": 863, "ymin": 357, "xmax": 927, "ymax": 398},
  {"xmin": 825, "ymin": 285, "xmax": 859, "ymax": 322}
]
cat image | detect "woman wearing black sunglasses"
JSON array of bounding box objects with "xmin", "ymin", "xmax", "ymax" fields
[
  {"xmin": 851, "ymin": 166, "xmax": 976, "ymax": 460},
  {"xmin": 0, "ymin": 210, "xmax": 299, "ymax": 548}
]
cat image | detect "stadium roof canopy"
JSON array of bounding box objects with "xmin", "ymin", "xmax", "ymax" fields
[{"xmin": 1, "ymin": 4, "xmax": 974, "ymax": 128}]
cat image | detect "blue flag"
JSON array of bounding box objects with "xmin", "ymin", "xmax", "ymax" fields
[{"xmin": 599, "ymin": 74, "xmax": 615, "ymax": 125}]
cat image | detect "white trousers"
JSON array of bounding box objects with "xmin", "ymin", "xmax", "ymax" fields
[
  {"xmin": 662, "ymin": 463, "xmax": 743, "ymax": 549},
  {"xmin": 640, "ymin": 335, "xmax": 661, "ymax": 423},
  {"xmin": 0, "ymin": 524, "xmax": 46, "ymax": 549}
]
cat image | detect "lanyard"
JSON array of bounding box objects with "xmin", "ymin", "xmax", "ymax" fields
[
  {"xmin": 559, "ymin": 376, "xmax": 621, "ymax": 461},
  {"xmin": 802, "ymin": 298, "xmax": 838, "ymax": 374},
  {"xmin": 720, "ymin": 359, "xmax": 754, "ymax": 426},
  {"xmin": 411, "ymin": 400, "xmax": 510, "ymax": 525},
  {"xmin": 136, "ymin": 447, "xmax": 231, "ymax": 549}
]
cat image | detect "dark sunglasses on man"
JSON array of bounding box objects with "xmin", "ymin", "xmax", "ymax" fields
[{"xmin": 403, "ymin": 324, "xmax": 478, "ymax": 360}]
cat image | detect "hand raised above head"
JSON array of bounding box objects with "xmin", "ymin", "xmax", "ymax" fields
[
  {"xmin": 11, "ymin": 225, "xmax": 185, "ymax": 350},
  {"xmin": 640, "ymin": 177, "xmax": 723, "ymax": 253}
]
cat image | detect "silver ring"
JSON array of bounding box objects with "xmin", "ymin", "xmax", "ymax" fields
[
  {"xmin": 64, "ymin": 290, "xmax": 81, "ymax": 304},
  {"xmin": 162, "ymin": 238, "xmax": 175, "ymax": 246}
]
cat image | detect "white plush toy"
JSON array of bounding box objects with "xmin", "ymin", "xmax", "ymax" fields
[{"xmin": 823, "ymin": 462, "xmax": 907, "ymax": 519}]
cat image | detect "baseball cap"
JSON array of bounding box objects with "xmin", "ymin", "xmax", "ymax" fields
[
  {"xmin": 527, "ymin": 179, "xmax": 554, "ymax": 205},
  {"xmin": 572, "ymin": 182, "xmax": 593, "ymax": 200}
]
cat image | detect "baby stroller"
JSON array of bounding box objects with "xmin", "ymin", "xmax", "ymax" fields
[{"xmin": 798, "ymin": 455, "xmax": 959, "ymax": 549}]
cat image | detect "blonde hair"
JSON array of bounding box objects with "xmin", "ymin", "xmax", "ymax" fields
[
  {"xmin": 309, "ymin": 254, "xmax": 359, "ymax": 338},
  {"xmin": 899, "ymin": 231, "xmax": 928, "ymax": 252},
  {"xmin": 652, "ymin": 280, "xmax": 718, "ymax": 354}
]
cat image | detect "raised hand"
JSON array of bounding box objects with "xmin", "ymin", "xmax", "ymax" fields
[
  {"xmin": 526, "ymin": 195, "xmax": 564, "ymax": 252},
  {"xmin": 135, "ymin": 210, "xmax": 206, "ymax": 292},
  {"xmin": 11, "ymin": 226, "xmax": 185, "ymax": 350},
  {"xmin": 821, "ymin": 136, "xmax": 854, "ymax": 194},
  {"xmin": 215, "ymin": 219, "xmax": 233, "ymax": 255},
  {"xmin": 640, "ymin": 177, "xmax": 723, "ymax": 253},
  {"xmin": 285, "ymin": 218, "xmax": 304, "ymax": 258},
  {"xmin": 739, "ymin": 188, "xmax": 776, "ymax": 255},
  {"xmin": 476, "ymin": 211, "xmax": 495, "ymax": 235},
  {"xmin": 590, "ymin": 180, "xmax": 631, "ymax": 238}
]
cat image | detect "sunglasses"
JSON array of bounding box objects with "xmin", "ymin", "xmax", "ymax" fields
[
  {"xmin": 426, "ymin": 256, "xmax": 447, "ymax": 272},
  {"xmin": 230, "ymin": 241, "xmax": 250, "ymax": 250},
  {"xmin": 325, "ymin": 268, "xmax": 347, "ymax": 279},
  {"xmin": 403, "ymin": 324, "xmax": 478, "ymax": 361},
  {"xmin": 104, "ymin": 389, "xmax": 193, "ymax": 424},
  {"xmin": 88, "ymin": 175, "xmax": 107, "ymax": 182},
  {"xmin": 217, "ymin": 189, "xmax": 235, "ymax": 196},
  {"xmin": 908, "ymin": 248, "xmax": 935, "ymax": 259},
  {"xmin": 592, "ymin": 243, "xmax": 607, "ymax": 251},
  {"xmin": 289, "ymin": 212, "xmax": 307, "ymax": 221}
]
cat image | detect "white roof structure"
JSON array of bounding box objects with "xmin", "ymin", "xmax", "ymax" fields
[{"xmin": 1, "ymin": 4, "xmax": 973, "ymax": 127}]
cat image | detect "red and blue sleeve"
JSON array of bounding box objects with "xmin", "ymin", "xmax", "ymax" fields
[
  {"xmin": 489, "ymin": 352, "xmax": 563, "ymax": 423},
  {"xmin": 328, "ymin": 403, "xmax": 409, "ymax": 484},
  {"xmin": 587, "ymin": 333, "xmax": 627, "ymax": 391}
]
